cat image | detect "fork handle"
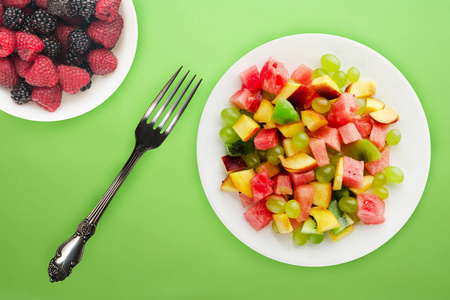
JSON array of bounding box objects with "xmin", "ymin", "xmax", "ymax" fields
[{"xmin": 48, "ymin": 144, "xmax": 146, "ymax": 282}]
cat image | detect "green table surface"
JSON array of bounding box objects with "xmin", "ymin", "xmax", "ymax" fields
[{"xmin": 0, "ymin": 0, "xmax": 447, "ymax": 299}]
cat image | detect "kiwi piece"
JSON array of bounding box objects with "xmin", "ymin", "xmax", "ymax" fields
[{"xmin": 342, "ymin": 139, "xmax": 381, "ymax": 163}]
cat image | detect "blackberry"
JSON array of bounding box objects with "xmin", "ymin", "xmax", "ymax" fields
[
  {"xmin": 11, "ymin": 81, "xmax": 32, "ymax": 105},
  {"xmin": 21, "ymin": 15, "xmax": 35, "ymax": 34},
  {"xmin": 70, "ymin": 0, "xmax": 98, "ymax": 19},
  {"xmin": 31, "ymin": 9, "xmax": 57, "ymax": 34},
  {"xmin": 65, "ymin": 51, "xmax": 85, "ymax": 66},
  {"xmin": 41, "ymin": 35, "xmax": 62, "ymax": 60},
  {"xmin": 47, "ymin": 0, "xmax": 71, "ymax": 17},
  {"xmin": 2, "ymin": 7, "xmax": 25, "ymax": 31},
  {"xmin": 68, "ymin": 28, "xmax": 91, "ymax": 55},
  {"xmin": 79, "ymin": 61, "xmax": 94, "ymax": 91}
]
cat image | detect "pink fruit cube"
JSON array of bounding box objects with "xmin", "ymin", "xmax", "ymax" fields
[
  {"xmin": 338, "ymin": 123, "xmax": 362, "ymax": 144},
  {"xmin": 343, "ymin": 156, "xmax": 364, "ymax": 188},
  {"xmin": 229, "ymin": 88, "xmax": 253, "ymax": 110},
  {"xmin": 260, "ymin": 57, "xmax": 289, "ymax": 95},
  {"xmin": 289, "ymin": 170, "xmax": 315, "ymax": 187},
  {"xmin": 239, "ymin": 193, "xmax": 254, "ymax": 209},
  {"xmin": 311, "ymin": 125, "xmax": 341, "ymax": 152},
  {"xmin": 244, "ymin": 200, "xmax": 273, "ymax": 231},
  {"xmin": 294, "ymin": 184, "xmax": 315, "ymax": 222},
  {"xmin": 357, "ymin": 194, "xmax": 385, "ymax": 225},
  {"xmin": 291, "ymin": 64, "xmax": 313, "ymax": 86},
  {"xmin": 369, "ymin": 121, "xmax": 389, "ymax": 149},
  {"xmin": 254, "ymin": 128, "xmax": 279, "ymax": 150},
  {"xmin": 352, "ymin": 114, "xmax": 373, "ymax": 138},
  {"xmin": 309, "ymin": 138, "xmax": 329, "ymax": 167},
  {"xmin": 273, "ymin": 174, "xmax": 293, "ymax": 195},
  {"xmin": 365, "ymin": 147, "xmax": 390, "ymax": 176},
  {"xmin": 246, "ymin": 90, "xmax": 262, "ymax": 113},
  {"xmin": 250, "ymin": 167, "xmax": 273, "ymax": 202},
  {"xmin": 327, "ymin": 93, "xmax": 358, "ymax": 127},
  {"xmin": 240, "ymin": 65, "xmax": 262, "ymax": 94}
]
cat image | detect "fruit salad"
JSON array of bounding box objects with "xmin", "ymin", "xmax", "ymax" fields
[{"xmin": 219, "ymin": 54, "xmax": 404, "ymax": 246}]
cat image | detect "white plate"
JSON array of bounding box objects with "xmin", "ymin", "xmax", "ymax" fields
[
  {"xmin": 197, "ymin": 33, "xmax": 430, "ymax": 267},
  {"xmin": 0, "ymin": 0, "xmax": 138, "ymax": 122}
]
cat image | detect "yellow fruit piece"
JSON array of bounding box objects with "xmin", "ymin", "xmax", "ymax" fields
[
  {"xmin": 272, "ymin": 82, "xmax": 301, "ymax": 104},
  {"xmin": 300, "ymin": 110, "xmax": 328, "ymax": 132},
  {"xmin": 365, "ymin": 97, "xmax": 385, "ymax": 114},
  {"xmin": 309, "ymin": 207, "xmax": 340, "ymax": 232},
  {"xmin": 255, "ymin": 161, "xmax": 282, "ymax": 178},
  {"xmin": 333, "ymin": 157, "xmax": 344, "ymax": 191},
  {"xmin": 349, "ymin": 175, "xmax": 374, "ymax": 195},
  {"xmin": 263, "ymin": 121, "xmax": 277, "ymax": 129},
  {"xmin": 253, "ymin": 99, "xmax": 274, "ymax": 123},
  {"xmin": 279, "ymin": 152, "xmax": 317, "ymax": 173},
  {"xmin": 329, "ymin": 225, "xmax": 354, "ymax": 242},
  {"xmin": 310, "ymin": 181, "xmax": 332, "ymax": 208},
  {"xmin": 220, "ymin": 175, "xmax": 238, "ymax": 192},
  {"xmin": 369, "ymin": 107, "xmax": 399, "ymax": 125},
  {"xmin": 311, "ymin": 75, "xmax": 342, "ymax": 99},
  {"xmin": 273, "ymin": 214, "xmax": 293, "ymax": 234},
  {"xmin": 345, "ymin": 80, "xmax": 376, "ymax": 98},
  {"xmin": 276, "ymin": 121, "xmax": 305, "ymax": 138},
  {"xmin": 232, "ymin": 114, "xmax": 260, "ymax": 142},
  {"xmin": 282, "ymin": 138, "xmax": 310, "ymax": 157},
  {"xmin": 230, "ymin": 169, "xmax": 256, "ymax": 198}
]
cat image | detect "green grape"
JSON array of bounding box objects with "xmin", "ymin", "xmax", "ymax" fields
[
  {"xmin": 386, "ymin": 129, "xmax": 401, "ymax": 146},
  {"xmin": 293, "ymin": 227, "xmax": 307, "ymax": 246},
  {"xmin": 266, "ymin": 198, "xmax": 286, "ymax": 214},
  {"xmin": 266, "ymin": 146, "xmax": 284, "ymax": 165},
  {"xmin": 347, "ymin": 67, "xmax": 360, "ymax": 82},
  {"xmin": 219, "ymin": 126, "xmax": 240, "ymax": 143},
  {"xmin": 285, "ymin": 200, "xmax": 301, "ymax": 218},
  {"xmin": 329, "ymin": 155, "xmax": 343, "ymax": 168},
  {"xmin": 293, "ymin": 131, "xmax": 309, "ymax": 148},
  {"xmin": 243, "ymin": 153, "xmax": 260, "ymax": 168},
  {"xmin": 373, "ymin": 186, "xmax": 389, "ymax": 200},
  {"xmin": 221, "ymin": 108, "xmax": 241, "ymax": 126},
  {"xmin": 321, "ymin": 54, "xmax": 340, "ymax": 72},
  {"xmin": 308, "ymin": 233, "xmax": 324, "ymax": 244},
  {"xmin": 272, "ymin": 221, "xmax": 280, "ymax": 234},
  {"xmin": 385, "ymin": 166, "xmax": 404, "ymax": 184},
  {"xmin": 357, "ymin": 98, "xmax": 366, "ymax": 115},
  {"xmin": 256, "ymin": 149, "xmax": 267, "ymax": 161},
  {"xmin": 339, "ymin": 196, "xmax": 357, "ymax": 213},
  {"xmin": 312, "ymin": 68, "xmax": 329, "ymax": 79},
  {"xmin": 315, "ymin": 164, "xmax": 336, "ymax": 183},
  {"xmin": 372, "ymin": 172, "xmax": 387, "ymax": 187},
  {"xmin": 332, "ymin": 71, "xmax": 347, "ymax": 88},
  {"xmin": 312, "ymin": 97, "xmax": 331, "ymax": 113}
]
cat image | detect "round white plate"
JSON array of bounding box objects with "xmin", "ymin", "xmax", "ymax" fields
[
  {"xmin": 0, "ymin": 0, "xmax": 138, "ymax": 122},
  {"xmin": 197, "ymin": 33, "xmax": 430, "ymax": 267}
]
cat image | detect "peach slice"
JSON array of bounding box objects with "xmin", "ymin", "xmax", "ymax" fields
[
  {"xmin": 310, "ymin": 181, "xmax": 332, "ymax": 208},
  {"xmin": 220, "ymin": 175, "xmax": 239, "ymax": 192},
  {"xmin": 369, "ymin": 107, "xmax": 399, "ymax": 124},
  {"xmin": 278, "ymin": 152, "xmax": 317, "ymax": 173},
  {"xmin": 232, "ymin": 114, "xmax": 260, "ymax": 141},
  {"xmin": 311, "ymin": 75, "xmax": 342, "ymax": 99},
  {"xmin": 272, "ymin": 81, "xmax": 301, "ymax": 104},
  {"xmin": 365, "ymin": 97, "xmax": 385, "ymax": 114},
  {"xmin": 345, "ymin": 80, "xmax": 376, "ymax": 97},
  {"xmin": 230, "ymin": 169, "xmax": 256, "ymax": 198},
  {"xmin": 349, "ymin": 175, "xmax": 374, "ymax": 195},
  {"xmin": 309, "ymin": 206, "xmax": 340, "ymax": 232},
  {"xmin": 273, "ymin": 214, "xmax": 293, "ymax": 233},
  {"xmin": 301, "ymin": 110, "xmax": 328, "ymax": 132}
]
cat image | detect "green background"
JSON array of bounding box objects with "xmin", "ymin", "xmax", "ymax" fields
[{"xmin": 0, "ymin": 0, "xmax": 447, "ymax": 299}]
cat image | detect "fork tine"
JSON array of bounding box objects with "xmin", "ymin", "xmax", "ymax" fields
[
  {"xmin": 141, "ymin": 66, "xmax": 183, "ymax": 123},
  {"xmin": 156, "ymin": 74, "xmax": 196, "ymax": 131},
  {"xmin": 163, "ymin": 78, "xmax": 202, "ymax": 136},
  {"xmin": 149, "ymin": 70, "xmax": 189, "ymax": 126}
]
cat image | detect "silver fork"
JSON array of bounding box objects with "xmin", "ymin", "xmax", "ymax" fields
[{"xmin": 47, "ymin": 67, "xmax": 201, "ymax": 283}]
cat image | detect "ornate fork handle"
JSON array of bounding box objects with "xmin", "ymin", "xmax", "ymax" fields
[{"xmin": 48, "ymin": 144, "xmax": 146, "ymax": 283}]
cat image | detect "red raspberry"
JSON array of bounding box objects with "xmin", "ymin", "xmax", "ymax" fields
[
  {"xmin": 0, "ymin": 57, "xmax": 19, "ymax": 88},
  {"xmin": 87, "ymin": 14, "xmax": 123, "ymax": 49},
  {"xmin": 0, "ymin": 27, "xmax": 15, "ymax": 57},
  {"xmin": 3, "ymin": 0, "xmax": 31, "ymax": 8},
  {"xmin": 31, "ymin": 83, "xmax": 62, "ymax": 112},
  {"xmin": 57, "ymin": 65, "xmax": 91, "ymax": 95},
  {"xmin": 95, "ymin": 0, "xmax": 122, "ymax": 22},
  {"xmin": 15, "ymin": 32, "xmax": 44, "ymax": 62},
  {"xmin": 12, "ymin": 53, "xmax": 33, "ymax": 77},
  {"xmin": 54, "ymin": 23, "xmax": 77, "ymax": 50},
  {"xmin": 25, "ymin": 55, "xmax": 59, "ymax": 87},
  {"xmin": 88, "ymin": 48, "xmax": 117, "ymax": 75},
  {"xmin": 35, "ymin": 0, "xmax": 49, "ymax": 9}
]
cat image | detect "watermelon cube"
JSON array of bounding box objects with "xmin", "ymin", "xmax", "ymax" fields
[
  {"xmin": 273, "ymin": 174, "xmax": 293, "ymax": 195},
  {"xmin": 254, "ymin": 128, "xmax": 279, "ymax": 150},
  {"xmin": 250, "ymin": 167, "xmax": 273, "ymax": 202},
  {"xmin": 240, "ymin": 65, "xmax": 262, "ymax": 94},
  {"xmin": 343, "ymin": 156, "xmax": 364, "ymax": 189},
  {"xmin": 291, "ymin": 64, "xmax": 313, "ymax": 86},
  {"xmin": 309, "ymin": 138, "xmax": 330, "ymax": 167},
  {"xmin": 327, "ymin": 93, "xmax": 358, "ymax": 127},
  {"xmin": 310, "ymin": 125, "xmax": 341, "ymax": 152},
  {"xmin": 357, "ymin": 194, "xmax": 385, "ymax": 225},
  {"xmin": 338, "ymin": 123, "xmax": 362, "ymax": 144},
  {"xmin": 260, "ymin": 57, "xmax": 289, "ymax": 95},
  {"xmin": 289, "ymin": 170, "xmax": 315, "ymax": 187},
  {"xmin": 369, "ymin": 121, "xmax": 389, "ymax": 149},
  {"xmin": 352, "ymin": 114, "xmax": 373, "ymax": 138},
  {"xmin": 287, "ymin": 84, "xmax": 320, "ymax": 110},
  {"xmin": 293, "ymin": 184, "xmax": 315, "ymax": 222},
  {"xmin": 365, "ymin": 147, "xmax": 390, "ymax": 175},
  {"xmin": 239, "ymin": 193, "xmax": 254, "ymax": 208},
  {"xmin": 244, "ymin": 200, "xmax": 273, "ymax": 231},
  {"xmin": 229, "ymin": 88, "xmax": 253, "ymax": 110},
  {"xmin": 246, "ymin": 90, "xmax": 262, "ymax": 113}
]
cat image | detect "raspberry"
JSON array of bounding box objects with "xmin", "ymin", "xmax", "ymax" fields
[
  {"xmin": 15, "ymin": 31, "xmax": 44, "ymax": 62},
  {"xmin": 68, "ymin": 28, "xmax": 91, "ymax": 54},
  {"xmin": 31, "ymin": 83, "xmax": 62, "ymax": 112},
  {"xmin": 3, "ymin": 0, "xmax": 32, "ymax": 9},
  {"xmin": 41, "ymin": 35, "xmax": 61, "ymax": 60},
  {"xmin": 0, "ymin": 57, "xmax": 19, "ymax": 88},
  {"xmin": 25, "ymin": 55, "xmax": 59, "ymax": 87},
  {"xmin": 11, "ymin": 80, "xmax": 32, "ymax": 104},
  {"xmin": 70, "ymin": 0, "xmax": 98, "ymax": 19},
  {"xmin": 57, "ymin": 65, "xmax": 91, "ymax": 94},
  {"xmin": 0, "ymin": 27, "xmax": 15, "ymax": 57},
  {"xmin": 54, "ymin": 23, "xmax": 77, "ymax": 49},
  {"xmin": 2, "ymin": 7, "xmax": 25, "ymax": 31},
  {"xmin": 87, "ymin": 14, "xmax": 122, "ymax": 49},
  {"xmin": 35, "ymin": 0, "xmax": 49, "ymax": 9},
  {"xmin": 94, "ymin": 0, "xmax": 121, "ymax": 22},
  {"xmin": 88, "ymin": 48, "xmax": 117, "ymax": 75},
  {"xmin": 12, "ymin": 53, "xmax": 33, "ymax": 77},
  {"xmin": 47, "ymin": 0, "xmax": 70, "ymax": 16},
  {"xmin": 31, "ymin": 9, "xmax": 57, "ymax": 34}
]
